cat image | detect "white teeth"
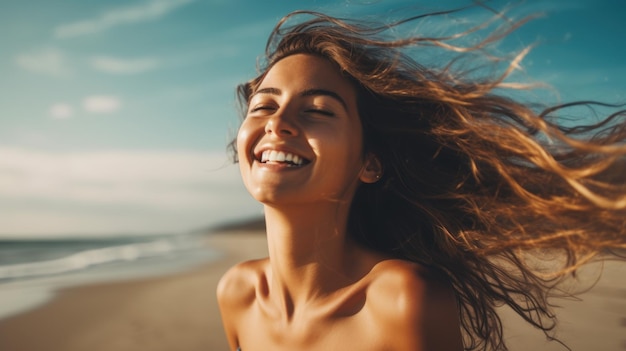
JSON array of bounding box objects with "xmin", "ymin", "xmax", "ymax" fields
[
  {"xmin": 260, "ymin": 150, "xmax": 304, "ymax": 165},
  {"xmin": 276, "ymin": 151, "xmax": 286, "ymax": 162}
]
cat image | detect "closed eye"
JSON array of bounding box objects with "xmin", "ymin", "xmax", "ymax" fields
[
  {"xmin": 249, "ymin": 105, "xmax": 276, "ymax": 113},
  {"xmin": 305, "ymin": 108, "xmax": 334, "ymax": 117}
]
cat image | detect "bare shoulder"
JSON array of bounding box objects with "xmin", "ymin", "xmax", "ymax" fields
[
  {"xmin": 366, "ymin": 259, "xmax": 463, "ymax": 351},
  {"xmin": 216, "ymin": 258, "xmax": 268, "ymax": 350},
  {"xmin": 367, "ymin": 259, "xmax": 455, "ymax": 309},
  {"xmin": 216, "ymin": 258, "xmax": 268, "ymax": 311}
]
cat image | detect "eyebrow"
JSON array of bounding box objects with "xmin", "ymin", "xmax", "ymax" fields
[{"xmin": 250, "ymin": 87, "xmax": 349, "ymax": 111}]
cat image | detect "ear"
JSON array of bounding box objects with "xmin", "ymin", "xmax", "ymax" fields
[{"xmin": 360, "ymin": 153, "xmax": 383, "ymax": 184}]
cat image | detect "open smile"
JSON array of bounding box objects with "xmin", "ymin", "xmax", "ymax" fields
[{"xmin": 255, "ymin": 149, "xmax": 311, "ymax": 167}]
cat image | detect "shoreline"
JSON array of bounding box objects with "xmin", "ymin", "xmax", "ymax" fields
[
  {"xmin": 0, "ymin": 233, "xmax": 220, "ymax": 321},
  {"xmin": 0, "ymin": 230, "xmax": 268, "ymax": 351}
]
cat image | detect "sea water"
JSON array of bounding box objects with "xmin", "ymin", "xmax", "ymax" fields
[{"xmin": 0, "ymin": 233, "xmax": 220, "ymax": 319}]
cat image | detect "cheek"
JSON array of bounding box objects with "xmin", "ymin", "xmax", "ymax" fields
[
  {"xmin": 236, "ymin": 127, "xmax": 253, "ymax": 188},
  {"xmin": 313, "ymin": 131, "xmax": 364, "ymax": 172},
  {"xmin": 236, "ymin": 121, "xmax": 254, "ymax": 161},
  {"xmin": 333, "ymin": 125, "xmax": 364, "ymax": 161}
]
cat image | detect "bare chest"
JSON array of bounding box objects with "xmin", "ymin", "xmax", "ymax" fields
[{"xmin": 236, "ymin": 301, "xmax": 387, "ymax": 351}]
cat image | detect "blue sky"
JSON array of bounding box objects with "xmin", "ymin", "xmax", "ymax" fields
[{"xmin": 1, "ymin": 0, "xmax": 624, "ymax": 237}]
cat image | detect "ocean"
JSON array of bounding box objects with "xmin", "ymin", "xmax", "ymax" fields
[{"xmin": 0, "ymin": 233, "xmax": 219, "ymax": 320}]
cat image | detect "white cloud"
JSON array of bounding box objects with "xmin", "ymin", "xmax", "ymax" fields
[
  {"xmin": 91, "ymin": 56, "xmax": 160, "ymax": 74},
  {"xmin": 83, "ymin": 95, "xmax": 121, "ymax": 114},
  {"xmin": 55, "ymin": 0, "xmax": 195, "ymax": 38},
  {"xmin": 49, "ymin": 103, "xmax": 74, "ymax": 119},
  {"xmin": 0, "ymin": 147, "xmax": 258, "ymax": 236},
  {"xmin": 15, "ymin": 48, "xmax": 71, "ymax": 76}
]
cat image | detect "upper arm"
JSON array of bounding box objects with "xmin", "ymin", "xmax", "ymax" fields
[
  {"xmin": 369, "ymin": 262, "xmax": 464, "ymax": 351},
  {"xmin": 216, "ymin": 260, "xmax": 261, "ymax": 351}
]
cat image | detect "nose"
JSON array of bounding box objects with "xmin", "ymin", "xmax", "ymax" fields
[{"xmin": 264, "ymin": 109, "xmax": 298, "ymax": 137}]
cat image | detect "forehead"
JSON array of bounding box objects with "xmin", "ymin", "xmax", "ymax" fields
[{"xmin": 256, "ymin": 54, "xmax": 357, "ymax": 104}]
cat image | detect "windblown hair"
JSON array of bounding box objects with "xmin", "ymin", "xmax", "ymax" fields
[{"xmin": 232, "ymin": 6, "xmax": 626, "ymax": 351}]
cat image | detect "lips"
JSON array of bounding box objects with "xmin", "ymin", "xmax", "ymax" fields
[{"xmin": 256, "ymin": 149, "xmax": 311, "ymax": 167}]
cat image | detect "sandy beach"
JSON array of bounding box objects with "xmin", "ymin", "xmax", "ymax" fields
[
  {"xmin": 0, "ymin": 231, "xmax": 268, "ymax": 351},
  {"xmin": 0, "ymin": 230, "xmax": 624, "ymax": 351}
]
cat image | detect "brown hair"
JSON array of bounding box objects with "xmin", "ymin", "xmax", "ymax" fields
[{"xmin": 232, "ymin": 6, "xmax": 626, "ymax": 351}]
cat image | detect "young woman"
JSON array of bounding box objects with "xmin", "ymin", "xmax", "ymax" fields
[{"xmin": 217, "ymin": 7, "xmax": 626, "ymax": 351}]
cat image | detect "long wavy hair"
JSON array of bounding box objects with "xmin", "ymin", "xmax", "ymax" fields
[{"xmin": 231, "ymin": 5, "xmax": 626, "ymax": 351}]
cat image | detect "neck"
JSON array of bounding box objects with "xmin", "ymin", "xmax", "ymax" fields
[{"xmin": 263, "ymin": 202, "xmax": 357, "ymax": 316}]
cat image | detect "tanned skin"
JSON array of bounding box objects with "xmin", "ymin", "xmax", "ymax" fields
[{"xmin": 217, "ymin": 54, "xmax": 464, "ymax": 351}]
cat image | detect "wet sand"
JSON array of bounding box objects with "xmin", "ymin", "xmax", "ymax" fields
[{"xmin": 0, "ymin": 230, "xmax": 623, "ymax": 351}]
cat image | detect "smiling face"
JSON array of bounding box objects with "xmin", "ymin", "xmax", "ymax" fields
[{"xmin": 237, "ymin": 54, "xmax": 377, "ymax": 207}]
